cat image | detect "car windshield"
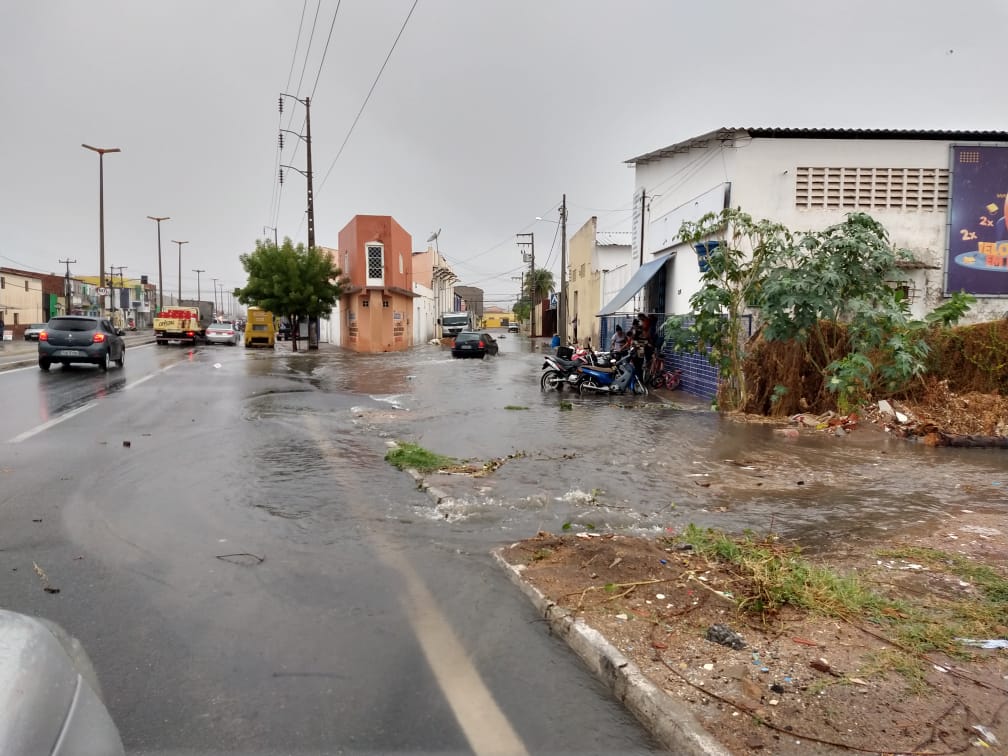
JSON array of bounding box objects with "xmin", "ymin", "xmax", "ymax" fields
[{"xmin": 46, "ymin": 318, "xmax": 97, "ymax": 332}]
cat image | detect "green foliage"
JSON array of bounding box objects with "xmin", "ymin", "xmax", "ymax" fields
[
  {"xmin": 525, "ymin": 268, "xmax": 555, "ymax": 306},
  {"xmin": 664, "ymin": 209, "xmax": 792, "ymax": 410},
  {"xmin": 512, "ymin": 297, "xmax": 531, "ymax": 323},
  {"xmin": 235, "ymin": 237, "xmax": 347, "ymax": 333},
  {"xmin": 384, "ymin": 442, "xmax": 457, "ymax": 473}
]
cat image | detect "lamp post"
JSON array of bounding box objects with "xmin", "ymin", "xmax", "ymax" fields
[
  {"xmin": 82, "ymin": 144, "xmax": 121, "ymax": 316},
  {"xmin": 192, "ymin": 269, "xmax": 205, "ymax": 303},
  {"xmin": 171, "ymin": 241, "xmax": 188, "ymax": 302},
  {"xmin": 147, "ymin": 216, "xmax": 169, "ymax": 313}
]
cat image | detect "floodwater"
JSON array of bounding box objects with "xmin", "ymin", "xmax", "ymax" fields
[{"xmin": 243, "ymin": 332, "xmax": 1008, "ymax": 552}]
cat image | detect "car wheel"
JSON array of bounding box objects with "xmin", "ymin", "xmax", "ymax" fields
[
  {"xmin": 97, "ymin": 351, "xmax": 108, "ymax": 371},
  {"xmin": 114, "ymin": 347, "xmax": 125, "ymax": 368},
  {"xmin": 38, "ymin": 358, "xmax": 50, "ymax": 371}
]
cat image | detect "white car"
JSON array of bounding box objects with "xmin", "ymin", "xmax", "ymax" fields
[{"xmin": 205, "ymin": 321, "xmax": 240, "ymax": 346}]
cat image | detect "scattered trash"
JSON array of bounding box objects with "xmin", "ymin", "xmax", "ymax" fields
[
  {"xmin": 768, "ymin": 698, "xmax": 779, "ymax": 706},
  {"xmin": 770, "ymin": 683, "xmax": 785, "ymax": 693},
  {"xmin": 933, "ymin": 665, "xmax": 948, "ymax": 673},
  {"xmin": 215, "ymin": 552, "xmax": 265, "ymax": 566},
  {"xmin": 122, "ymin": 440, "xmax": 131, "ymax": 448},
  {"xmin": 608, "ymin": 556, "xmax": 622, "ymax": 569},
  {"xmin": 615, "ymin": 613, "xmax": 628, "ymax": 621},
  {"xmin": 848, "ymin": 677, "xmax": 869, "ymax": 686},
  {"xmin": 972, "ymin": 725, "xmax": 999, "ymax": 746},
  {"xmin": 31, "ymin": 518, "xmax": 42, "ymax": 523},
  {"xmin": 32, "ymin": 561, "xmax": 59, "ymax": 593},
  {"xmin": 702, "ymin": 663, "xmax": 714, "ymax": 671},
  {"xmin": 706, "ymin": 623, "xmax": 746, "ymax": 650},
  {"xmin": 213, "ymin": 363, "xmax": 222, "ymax": 369},
  {"xmin": 791, "ymin": 636, "xmax": 820, "ymax": 647},
  {"xmin": 655, "ymin": 593, "xmax": 666, "ymax": 600},
  {"xmin": 957, "ymin": 638, "xmax": 1008, "ymax": 649}
]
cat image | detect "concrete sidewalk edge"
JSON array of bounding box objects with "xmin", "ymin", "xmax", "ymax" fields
[{"xmin": 491, "ymin": 546, "xmax": 731, "ymax": 756}]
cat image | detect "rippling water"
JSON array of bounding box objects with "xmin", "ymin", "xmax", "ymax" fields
[{"xmin": 236, "ymin": 334, "xmax": 1008, "ymax": 549}]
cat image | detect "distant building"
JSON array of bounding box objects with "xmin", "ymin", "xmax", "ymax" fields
[
  {"xmin": 566, "ymin": 219, "xmax": 632, "ymax": 348},
  {"xmin": 335, "ymin": 215, "xmax": 417, "ymax": 352}
]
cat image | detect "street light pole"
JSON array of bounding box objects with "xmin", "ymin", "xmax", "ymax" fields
[
  {"xmin": 192, "ymin": 269, "xmax": 205, "ymax": 303},
  {"xmin": 82, "ymin": 144, "xmax": 121, "ymax": 317},
  {"xmin": 171, "ymin": 240, "xmax": 188, "ymax": 302},
  {"xmin": 211, "ymin": 278, "xmax": 219, "ymax": 315},
  {"xmin": 147, "ymin": 216, "xmax": 170, "ymax": 313}
]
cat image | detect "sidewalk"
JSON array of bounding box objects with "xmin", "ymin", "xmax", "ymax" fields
[{"xmin": 0, "ymin": 329, "xmax": 156, "ymax": 371}]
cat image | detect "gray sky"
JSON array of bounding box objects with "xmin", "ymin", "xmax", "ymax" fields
[{"xmin": 2, "ymin": 1, "xmax": 1003, "ymax": 308}]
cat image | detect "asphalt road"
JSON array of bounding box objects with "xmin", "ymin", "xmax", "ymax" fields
[{"xmin": 0, "ymin": 338, "xmax": 659, "ymax": 755}]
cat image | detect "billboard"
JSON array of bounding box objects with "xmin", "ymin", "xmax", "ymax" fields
[{"xmin": 947, "ymin": 145, "xmax": 1008, "ymax": 295}]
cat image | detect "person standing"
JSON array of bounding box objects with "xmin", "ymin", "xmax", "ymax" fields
[{"xmin": 0, "ymin": 311, "xmax": 5, "ymax": 347}]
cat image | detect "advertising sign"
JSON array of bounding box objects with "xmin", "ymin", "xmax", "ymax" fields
[{"xmin": 947, "ymin": 145, "xmax": 1008, "ymax": 295}]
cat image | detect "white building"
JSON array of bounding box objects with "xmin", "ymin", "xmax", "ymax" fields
[{"xmin": 610, "ymin": 127, "xmax": 1008, "ymax": 323}]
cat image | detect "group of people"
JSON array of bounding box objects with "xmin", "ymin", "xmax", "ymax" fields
[{"xmin": 609, "ymin": 313, "xmax": 655, "ymax": 376}]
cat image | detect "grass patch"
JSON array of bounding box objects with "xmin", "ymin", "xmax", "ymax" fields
[
  {"xmin": 505, "ymin": 405, "xmax": 528, "ymax": 410},
  {"xmin": 385, "ymin": 442, "xmax": 458, "ymax": 473},
  {"xmin": 674, "ymin": 524, "xmax": 1007, "ymax": 658}
]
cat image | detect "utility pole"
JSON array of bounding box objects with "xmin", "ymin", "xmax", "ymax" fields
[
  {"xmin": 279, "ymin": 93, "xmax": 317, "ymax": 350},
  {"xmin": 147, "ymin": 216, "xmax": 169, "ymax": 313},
  {"xmin": 264, "ymin": 226, "xmax": 278, "ymax": 248},
  {"xmin": 559, "ymin": 193, "xmax": 568, "ymax": 344},
  {"xmin": 171, "ymin": 240, "xmax": 188, "ymax": 301},
  {"xmin": 517, "ymin": 232, "xmax": 535, "ymax": 337},
  {"xmin": 59, "ymin": 258, "xmax": 77, "ymax": 315},
  {"xmin": 639, "ymin": 189, "xmax": 647, "ymax": 266},
  {"xmin": 192, "ymin": 269, "xmax": 205, "ymax": 304},
  {"xmin": 211, "ymin": 277, "xmax": 219, "ymax": 315}
]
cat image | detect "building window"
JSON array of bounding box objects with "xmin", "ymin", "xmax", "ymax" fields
[
  {"xmin": 361, "ymin": 298, "xmax": 369, "ymax": 308},
  {"xmin": 366, "ymin": 243, "xmax": 384, "ymax": 285},
  {"xmin": 13, "ymin": 313, "xmax": 19, "ymax": 325},
  {"xmin": 794, "ymin": 166, "xmax": 949, "ymax": 211},
  {"xmin": 382, "ymin": 299, "xmax": 390, "ymax": 308},
  {"xmin": 0, "ymin": 276, "xmax": 4, "ymax": 289},
  {"xmin": 25, "ymin": 280, "xmax": 30, "ymax": 291}
]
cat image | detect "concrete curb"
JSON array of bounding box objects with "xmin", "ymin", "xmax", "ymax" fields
[{"xmin": 491, "ymin": 546, "xmax": 732, "ymax": 756}]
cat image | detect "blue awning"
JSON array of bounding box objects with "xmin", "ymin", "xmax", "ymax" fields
[{"xmin": 597, "ymin": 254, "xmax": 672, "ymax": 316}]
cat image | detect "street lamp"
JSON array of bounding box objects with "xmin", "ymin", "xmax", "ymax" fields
[
  {"xmin": 192, "ymin": 269, "xmax": 205, "ymax": 303},
  {"xmin": 171, "ymin": 240, "xmax": 188, "ymax": 302},
  {"xmin": 147, "ymin": 216, "xmax": 169, "ymax": 313},
  {"xmin": 82, "ymin": 143, "xmax": 121, "ymax": 316}
]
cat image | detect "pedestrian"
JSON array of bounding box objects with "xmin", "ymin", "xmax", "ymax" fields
[
  {"xmin": 0, "ymin": 311, "xmax": 5, "ymax": 348},
  {"xmin": 610, "ymin": 324, "xmax": 628, "ymax": 356}
]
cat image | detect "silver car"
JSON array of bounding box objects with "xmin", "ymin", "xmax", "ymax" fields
[
  {"xmin": 23, "ymin": 323, "xmax": 47, "ymax": 341},
  {"xmin": 205, "ymin": 321, "xmax": 240, "ymax": 346},
  {"xmin": 38, "ymin": 316, "xmax": 125, "ymax": 371}
]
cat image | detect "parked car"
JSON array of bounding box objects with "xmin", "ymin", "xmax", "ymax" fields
[
  {"xmin": 23, "ymin": 323, "xmax": 47, "ymax": 341},
  {"xmin": 205, "ymin": 321, "xmax": 240, "ymax": 346},
  {"xmin": 38, "ymin": 316, "xmax": 125, "ymax": 371},
  {"xmin": 0, "ymin": 609, "xmax": 125, "ymax": 755},
  {"xmin": 507, "ymin": 322, "xmax": 519, "ymax": 333},
  {"xmin": 451, "ymin": 330, "xmax": 499, "ymax": 359}
]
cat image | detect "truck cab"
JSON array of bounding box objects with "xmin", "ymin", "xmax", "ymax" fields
[{"xmin": 440, "ymin": 312, "xmax": 472, "ymax": 337}]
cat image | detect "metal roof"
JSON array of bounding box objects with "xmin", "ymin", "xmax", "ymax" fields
[
  {"xmin": 624, "ymin": 127, "xmax": 1008, "ymax": 165},
  {"xmin": 596, "ymin": 231, "xmax": 631, "ymax": 247}
]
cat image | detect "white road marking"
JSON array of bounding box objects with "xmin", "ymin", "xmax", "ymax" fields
[
  {"xmin": 7, "ymin": 359, "xmax": 182, "ymax": 443},
  {"xmin": 305, "ymin": 418, "xmax": 528, "ymax": 756}
]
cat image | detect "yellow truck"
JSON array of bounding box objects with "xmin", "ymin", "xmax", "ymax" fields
[
  {"xmin": 244, "ymin": 307, "xmax": 276, "ymax": 348},
  {"xmin": 154, "ymin": 304, "xmax": 210, "ymax": 345}
]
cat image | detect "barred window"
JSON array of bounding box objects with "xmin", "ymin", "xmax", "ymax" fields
[
  {"xmin": 366, "ymin": 244, "xmax": 384, "ymax": 283},
  {"xmin": 795, "ymin": 167, "xmax": 949, "ymax": 210}
]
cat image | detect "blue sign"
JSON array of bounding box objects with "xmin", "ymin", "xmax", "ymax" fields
[{"xmin": 948, "ymin": 145, "xmax": 1008, "ymax": 295}]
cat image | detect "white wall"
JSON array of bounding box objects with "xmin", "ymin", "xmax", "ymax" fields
[
  {"xmin": 413, "ymin": 282, "xmax": 435, "ymax": 343},
  {"xmin": 633, "ymin": 134, "xmax": 1006, "ymax": 322}
]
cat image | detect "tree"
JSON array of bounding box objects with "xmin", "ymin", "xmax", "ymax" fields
[
  {"xmin": 512, "ymin": 296, "xmax": 531, "ymax": 324},
  {"xmin": 236, "ymin": 237, "xmax": 346, "ymax": 352},
  {"xmin": 663, "ymin": 209, "xmax": 791, "ymax": 411},
  {"xmin": 525, "ymin": 267, "xmax": 554, "ymax": 310}
]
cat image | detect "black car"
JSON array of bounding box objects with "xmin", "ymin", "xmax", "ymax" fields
[
  {"xmin": 451, "ymin": 330, "xmax": 499, "ymax": 359},
  {"xmin": 37, "ymin": 316, "xmax": 126, "ymax": 371}
]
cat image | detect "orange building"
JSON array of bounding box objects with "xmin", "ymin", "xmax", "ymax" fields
[{"xmin": 337, "ymin": 215, "xmax": 416, "ymax": 352}]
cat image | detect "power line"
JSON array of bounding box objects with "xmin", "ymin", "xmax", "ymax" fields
[
  {"xmin": 310, "ymin": 0, "xmax": 343, "ymax": 99},
  {"xmin": 317, "ymin": 0, "xmax": 419, "ymax": 193}
]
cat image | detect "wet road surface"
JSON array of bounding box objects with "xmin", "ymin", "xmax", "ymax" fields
[{"xmin": 1, "ymin": 333, "xmax": 1005, "ymax": 753}]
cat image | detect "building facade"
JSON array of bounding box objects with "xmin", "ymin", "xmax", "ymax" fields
[
  {"xmin": 623, "ymin": 127, "xmax": 1008, "ymax": 323},
  {"xmin": 336, "ymin": 215, "xmax": 417, "ymax": 352},
  {"xmin": 567, "ymin": 218, "xmax": 632, "ymax": 348}
]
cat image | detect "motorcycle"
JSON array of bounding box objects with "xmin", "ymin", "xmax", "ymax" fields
[
  {"xmin": 574, "ymin": 353, "xmax": 648, "ymax": 396},
  {"xmin": 540, "ymin": 345, "xmax": 612, "ymax": 391}
]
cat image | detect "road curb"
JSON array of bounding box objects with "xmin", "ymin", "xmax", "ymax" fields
[{"xmin": 491, "ymin": 545, "xmax": 731, "ymax": 756}]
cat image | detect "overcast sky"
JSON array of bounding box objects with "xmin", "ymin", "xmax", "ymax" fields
[{"xmin": 3, "ymin": 1, "xmax": 1004, "ymax": 307}]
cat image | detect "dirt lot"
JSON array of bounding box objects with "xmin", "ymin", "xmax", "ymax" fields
[
  {"xmin": 498, "ymin": 389, "xmax": 1008, "ymax": 756},
  {"xmin": 501, "ymin": 511, "xmax": 1007, "ymax": 756}
]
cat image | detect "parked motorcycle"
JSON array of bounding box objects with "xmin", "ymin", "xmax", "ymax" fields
[
  {"xmin": 540, "ymin": 346, "xmax": 612, "ymax": 391},
  {"xmin": 574, "ymin": 353, "xmax": 648, "ymax": 396}
]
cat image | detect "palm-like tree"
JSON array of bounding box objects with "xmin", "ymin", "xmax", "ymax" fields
[{"xmin": 525, "ymin": 268, "xmax": 555, "ymax": 307}]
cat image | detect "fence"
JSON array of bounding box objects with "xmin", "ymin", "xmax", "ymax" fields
[{"xmin": 598, "ymin": 313, "xmax": 753, "ymax": 401}]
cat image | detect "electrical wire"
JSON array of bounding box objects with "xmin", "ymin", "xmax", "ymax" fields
[
  {"xmin": 309, "ymin": 0, "xmax": 342, "ymax": 100},
  {"xmin": 317, "ymin": 0, "xmax": 418, "ymax": 194}
]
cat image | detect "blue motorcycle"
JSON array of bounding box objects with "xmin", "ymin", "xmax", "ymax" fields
[{"xmin": 573, "ymin": 353, "xmax": 647, "ymax": 396}]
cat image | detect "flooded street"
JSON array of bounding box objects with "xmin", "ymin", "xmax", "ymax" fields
[{"xmin": 255, "ymin": 331, "xmax": 1008, "ymax": 553}]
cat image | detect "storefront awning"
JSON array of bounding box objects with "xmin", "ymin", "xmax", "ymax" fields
[{"xmin": 597, "ymin": 254, "xmax": 672, "ymax": 316}]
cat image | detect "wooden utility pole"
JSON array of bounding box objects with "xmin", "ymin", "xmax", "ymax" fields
[{"xmin": 559, "ymin": 193, "xmax": 568, "ymax": 343}]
